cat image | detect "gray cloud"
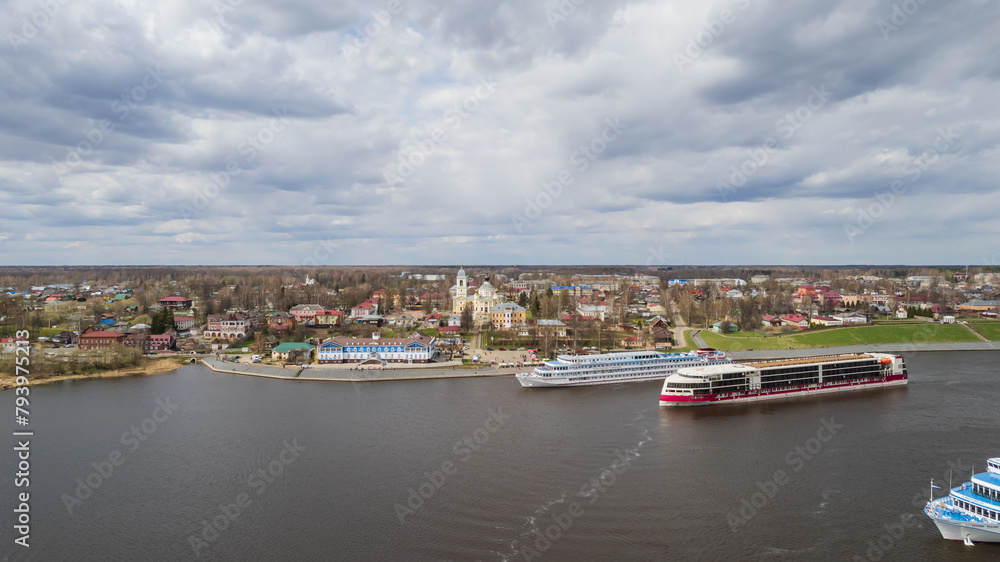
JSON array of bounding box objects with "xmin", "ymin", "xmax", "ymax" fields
[{"xmin": 0, "ymin": 0, "xmax": 998, "ymax": 265}]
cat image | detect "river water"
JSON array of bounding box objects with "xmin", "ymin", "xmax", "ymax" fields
[{"xmin": 2, "ymin": 351, "xmax": 999, "ymax": 561}]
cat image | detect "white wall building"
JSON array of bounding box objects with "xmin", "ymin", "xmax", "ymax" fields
[{"xmin": 317, "ymin": 333, "xmax": 436, "ymax": 364}]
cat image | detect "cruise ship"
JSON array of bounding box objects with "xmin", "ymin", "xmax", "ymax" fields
[
  {"xmin": 925, "ymin": 457, "xmax": 1000, "ymax": 544},
  {"xmin": 659, "ymin": 352, "xmax": 907, "ymax": 406},
  {"xmin": 515, "ymin": 349, "xmax": 731, "ymax": 388}
]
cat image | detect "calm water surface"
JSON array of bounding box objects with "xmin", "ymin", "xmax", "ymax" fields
[{"xmin": 2, "ymin": 351, "xmax": 999, "ymax": 561}]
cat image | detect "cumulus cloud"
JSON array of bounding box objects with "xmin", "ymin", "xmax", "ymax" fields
[{"xmin": 0, "ymin": 0, "xmax": 998, "ymax": 265}]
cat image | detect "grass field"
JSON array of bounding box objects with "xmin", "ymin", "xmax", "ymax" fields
[
  {"xmin": 966, "ymin": 321, "xmax": 1000, "ymax": 341},
  {"xmin": 699, "ymin": 323, "xmax": 981, "ymax": 351}
]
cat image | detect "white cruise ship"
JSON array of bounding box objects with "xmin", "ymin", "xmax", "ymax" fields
[
  {"xmin": 925, "ymin": 457, "xmax": 1000, "ymax": 544},
  {"xmin": 515, "ymin": 349, "xmax": 731, "ymax": 388}
]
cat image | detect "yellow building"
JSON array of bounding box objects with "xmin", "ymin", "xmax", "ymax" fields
[{"xmin": 490, "ymin": 303, "xmax": 527, "ymax": 329}]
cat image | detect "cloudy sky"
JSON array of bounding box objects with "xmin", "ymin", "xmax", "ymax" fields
[{"xmin": 2, "ymin": 0, "xmax": 999, "ymax": 266}]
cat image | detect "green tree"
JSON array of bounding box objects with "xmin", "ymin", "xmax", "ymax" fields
[
  {"xmin": 517, "ymin": 292, "xmax": 529, "ymax": 308},
  {"xmin": 460, "ymin": 304, "xmax": 474, "ymax": 331},
  {"xmin": 151, "ymin": 308, "xmax": 175, "ymax": 335},
  {"xmin": 131, "ymin": 314, "xmax": 153, "ymax": 327}
]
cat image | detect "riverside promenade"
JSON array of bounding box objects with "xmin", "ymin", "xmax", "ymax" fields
[{"xmin": 200, "ymin": 357, "xmax": 515, "ymax": 382}]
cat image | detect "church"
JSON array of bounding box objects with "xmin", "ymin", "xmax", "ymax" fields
[{"xmin": 450, "ymin": 266, "xmax": 503, "ymax": 324}]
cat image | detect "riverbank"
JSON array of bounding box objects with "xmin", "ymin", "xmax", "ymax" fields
[
  {"xmin": 0, "ymin": 357, "xmax": 186, "ymax": 391},
  {"xmin": 200, "ymin": 357, "xmax": 515, "ymax": 382},
  {"xmin": 728, "ymin": 341, "xmax": 1000, "ymax": 360}
]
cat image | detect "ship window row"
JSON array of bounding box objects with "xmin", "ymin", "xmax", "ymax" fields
[
  {"xmin": 763, "ymin": 366, "xmax": 819, "ymax": 377},
  {"xmin": 955, "ymin": 499, "xmax": 999, "ymax": 521},
  {"xmin": 666, "ymin": 382, "xmax": 708, "ymax": 389},
  {"xmin": 973, "ymin": 483, "xmax": 1000, "ymax": 503}
]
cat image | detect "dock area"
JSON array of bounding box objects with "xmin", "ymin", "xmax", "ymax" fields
[{"xmin": 200, "ymin": 358, "xmax": 514, "ymax": 382}]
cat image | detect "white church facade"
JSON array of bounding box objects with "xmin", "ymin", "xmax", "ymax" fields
[{"xmin": 450, "ymin": 266, "xmax": 503, "ymax": 324}]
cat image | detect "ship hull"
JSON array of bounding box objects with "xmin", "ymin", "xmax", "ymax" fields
[
  {"xmin": 928, "ymin": 517, "xmax": 1000, "ymax": 543},
  {"xmin": 659, "ymin": 375, "xmax": 907, "ymax": 406}
]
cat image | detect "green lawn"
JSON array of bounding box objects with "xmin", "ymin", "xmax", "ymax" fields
[
  {"xmin": 699, "ymin": 323, "xmax": 980, "ymax": 351},
  {"xmin": 967, "ymin": 321, "xmax": 1000, "ymax": 341}
]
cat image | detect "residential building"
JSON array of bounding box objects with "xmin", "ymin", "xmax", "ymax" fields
[
  {"xmin": 271, "ymin": 342, "xmax": 315, "ymax": 362},
  {"xmin": 490, "ymin": 303, "xmax": 527, "ymax": 329},
  {"xmin": 290, "ymin": 304, "xmax": 326, "ymax": 324},
  {"xmin": 958, "ymin": 300, "xmax": 999, "ymax": 312},
  {"xmin": 53, "ymin": 331, "xmax": 78, "ymax": 345},
  {"xmin": 204, "ymin": 312, "xmax": 253, "ymax": 340},
  {"xmin": 550, "ymin": 286, "xmax": 596, "ymax": 298},
  {"xmin": 424, "ymin": 312, "xmax": 442, "ymax": 327},
  {"xmin": 351, "ymin": 299, "xmax": 379, "ymax": 319},
  {"xmin": 832, "ymin": 314, "xmax": 868, "ymax": 324},
  {"xmin": 314, "ymin": 310, "xmax": 343, "ymax": 327},
  {"xmin": 394, "ymin": 313, "xmax": 417, "ymax": 328},
  {"xmin": 317, "ymin": 333, "xmax": 436, "ymax": 364},
  {"xmin": 536, "ymin": 318, "xmax": 567, "ymax": 337},
  {"xmin": 619, "ymin": 335, "xmax": 642, "ymax": 349},
  {"xmin": 780, "ymin": 314, "xmax": 809, "ymax": 330},
  {"xmin": 78, "ymin": 330, "xmax": 128, "ymax": 350},
  {"xmin": 124, "ymin": 334, "xmax": 175, "ymax": 353},
  {"xmin": 268, "ymin": 312, "xmax": 295, "ymax": 331},
  {"xmin": 174, "ymin": 317, "xmax": 195, "ymax": 331},
  {"xmin": 358, "ymin": 314, "xmax": 385, "ymax": 326},
  {"xmin": 762, "ymin": 314, "xmax": 781, "ymax": 327},
  {"xmin": 811, "ymin": 316, "xmax": 843, "ymax": 326},
  {"xmin": 158, "ymin": 296, "xmax": 193, "ymax": 309}
]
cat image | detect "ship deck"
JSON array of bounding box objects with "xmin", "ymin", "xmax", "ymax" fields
[
  {"xmin": 929, "ymin": 496, "xmax": 998, "ymax": 523},
  {"xmin": 743, "ymin": 353, "xmax": 875, "ymax": 369}
]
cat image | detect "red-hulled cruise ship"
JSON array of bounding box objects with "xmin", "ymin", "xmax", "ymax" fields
[{"xmin": 659, "ymin": 352, "xmax": 907, "ymax": 406}]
